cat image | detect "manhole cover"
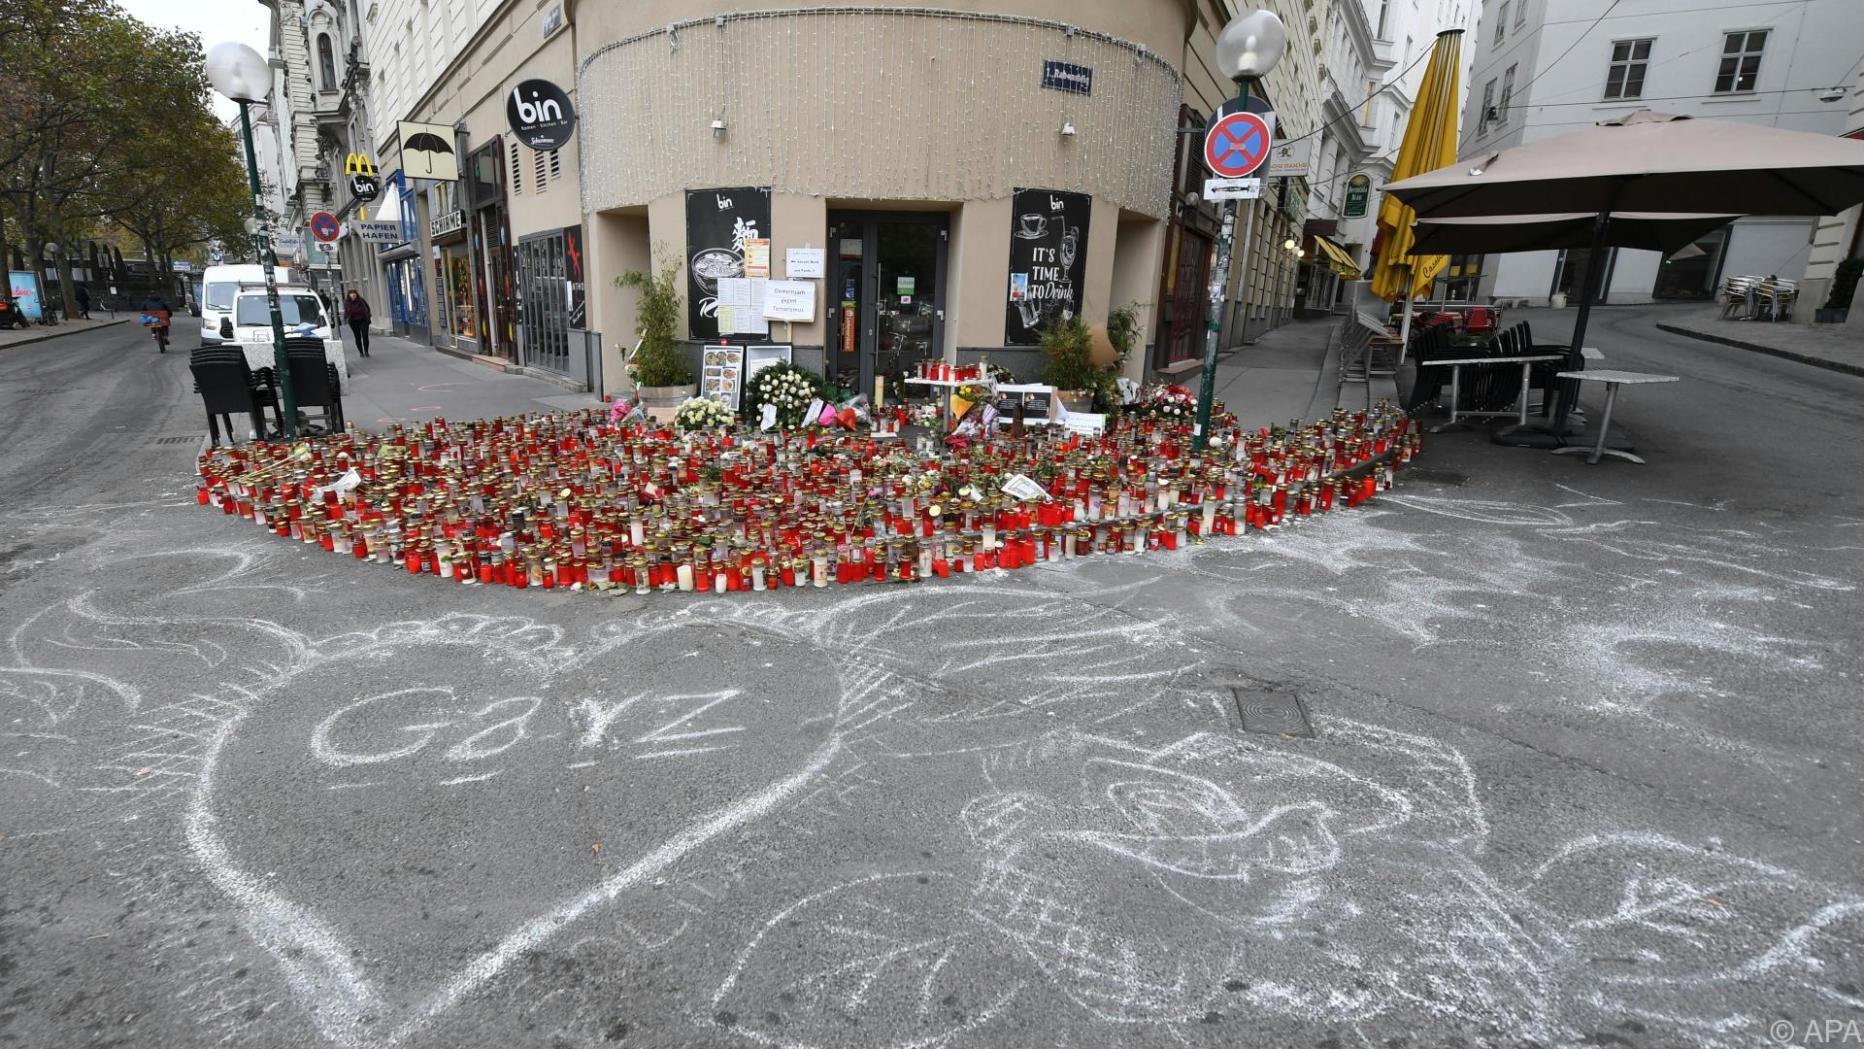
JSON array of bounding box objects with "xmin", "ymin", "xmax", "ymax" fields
[{"xmin": 1231, "ymin": 687, "xmax": 1313, "ymax": 737}]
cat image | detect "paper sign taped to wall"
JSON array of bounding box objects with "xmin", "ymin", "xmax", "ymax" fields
[
  {"xmin": 785, "ymin": 247, "xmax": 826, "ymax": 279},
  {"xmin": 763, "ymin": 280, "xmax": 816, "ymax": 322}
]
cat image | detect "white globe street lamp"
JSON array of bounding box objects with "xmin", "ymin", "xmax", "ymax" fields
[
  {"xmin": 1215, "ymin": 10, "xmax": 1288, "ymax": 82},
  {"xmin": 208, "ymin": 40, "xmax": 297, "ymax": 438}
]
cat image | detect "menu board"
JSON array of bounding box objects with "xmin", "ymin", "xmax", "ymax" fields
[
  {"xmin": 686, "ymin": 187, "xmax": 771, "ymax": 341},
  {"xmin": 994, "ymin": 382, "xmax": 1056, "ymax": 423},
  {"xmin": 1004, "ymin": 188, "xmax": 1091, "ymax": 346},
  {"xmin": 701, "ymin": 344, "xmax": 745, "ymax": 409}
]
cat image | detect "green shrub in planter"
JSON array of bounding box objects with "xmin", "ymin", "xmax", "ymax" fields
[
  {"xmin": 1039, "ymin": 315, "xmax": 1097, "ymax": 393},
  {"xmin": 616, "ymin": 260, "xmax": 692, "ymax": 388}
]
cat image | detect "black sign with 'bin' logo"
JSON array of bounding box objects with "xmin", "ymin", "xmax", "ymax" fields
[{"xmin": 505, "ymin": 78, "xmax": 576, "ymax": 151}]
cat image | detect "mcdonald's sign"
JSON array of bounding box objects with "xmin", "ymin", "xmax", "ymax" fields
[{"xmin": 345, "ymin": 153, "xmax": 381, "ymax": 216}]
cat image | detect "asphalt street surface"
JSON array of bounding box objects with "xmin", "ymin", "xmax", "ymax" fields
[{"xmin": 2, "ymin": 311, "xmax": 1861, "ymax": 1049}]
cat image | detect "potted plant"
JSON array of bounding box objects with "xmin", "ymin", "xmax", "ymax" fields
[
  {"xmin": 1094, "ymin": 302, "xmax": 1141, "ymax": 413},
  {"xmin": 1038, "ymin": 315, "xmax": 1098, "ymax": 412},
  {"xmin": 1816, "ymin": 257, "xmax": 1861, "ymax": 324},
  {"xmin": 616, "ymin": 259, "xmax": 694, "ymax": 420}
]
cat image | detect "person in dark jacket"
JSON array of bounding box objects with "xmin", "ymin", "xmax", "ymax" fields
[
  {"xmin": 75, "ymin": 285, "xmax": 90, "ymax": 319},
  {"xmin": 343, "ymin": 289, "xmax": 372, "ymax": 358}
]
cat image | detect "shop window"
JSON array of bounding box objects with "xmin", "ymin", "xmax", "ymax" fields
[{"xmin": 1715, "ymin": 30, "xmax": 1767, "ymax": 94}]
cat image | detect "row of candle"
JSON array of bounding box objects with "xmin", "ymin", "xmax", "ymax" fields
[{"xmin": 194, "ymin": 403, "xmax": 1419, "ymax": 596}]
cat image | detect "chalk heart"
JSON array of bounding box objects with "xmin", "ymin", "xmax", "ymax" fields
[{"xmin": 188, "ymin": 615, "xmax": 846, "ymax": 1048}]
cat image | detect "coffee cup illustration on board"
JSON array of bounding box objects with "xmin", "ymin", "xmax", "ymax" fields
[{"xmin": 1015, "ymin": 214, "xmax": 1049, "ymax": 240}]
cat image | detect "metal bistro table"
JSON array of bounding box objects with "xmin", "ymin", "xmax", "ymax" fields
[
  {"xmin": 1552, "ymin": 369, "xmax": 1679, "ymax": 465},
  {"xmin": 1426, "ymin": 354, "xmax": 1567, "ymax": 432},
  {"xmin": 902, "ymin": 376, "xmax": 970, "ymax": 433}
]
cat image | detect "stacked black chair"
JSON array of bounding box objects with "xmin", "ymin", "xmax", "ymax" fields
[
  {"xmin": 284, "ymin": 338, "xmax": 345, "ymax": 434},
  {"xmin": 189, "ymin": 348, "xmax": 268, "ymax": 446}
]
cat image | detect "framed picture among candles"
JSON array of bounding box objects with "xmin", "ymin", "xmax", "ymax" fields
[
  {"xmin": 743, "ymin": 344, "xmax": 793, "ymax": 389},
  {"xmin": 702, "ymin": 344, "xmax": 746, "ymax": 409}
]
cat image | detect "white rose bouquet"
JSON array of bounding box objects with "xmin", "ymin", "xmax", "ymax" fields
[
  {"xmin": 744, "ymin": 363, "xmax": 824, "ymax": 428},
  {"xmin": 674, "ymin": 395, "xmax": 736, "ymax": 432}
]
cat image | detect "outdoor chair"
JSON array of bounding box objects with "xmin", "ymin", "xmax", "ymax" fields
[
  {"xmin": 285, "ymin": 340, "xmax": 345, "ymax": 434},
  {"xmin": 189, "ymin": 356, "xmax": 268, "ymax": 446}
]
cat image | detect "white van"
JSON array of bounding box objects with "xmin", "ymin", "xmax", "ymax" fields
[
  {"xmin": 200, "ymin": 264, "xmax": 292, "ymax": 345},
  {"xmin": 228, "ymin": 285, "xmax": 349, "ymax": 390}
]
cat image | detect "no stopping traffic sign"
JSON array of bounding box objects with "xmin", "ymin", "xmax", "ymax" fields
[{"xmin": 1204, "ymin": 112, "xmax": 1273, "ymax": 179}]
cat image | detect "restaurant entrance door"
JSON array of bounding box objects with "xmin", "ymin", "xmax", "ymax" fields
[{"xmin": 826, "ymin": 211, "xmax": 947, "ymax": 399}]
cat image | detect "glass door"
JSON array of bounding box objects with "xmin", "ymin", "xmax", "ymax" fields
[{"xmin": 827, "ymin": 211, "xmax": 947, "ymax": 399}]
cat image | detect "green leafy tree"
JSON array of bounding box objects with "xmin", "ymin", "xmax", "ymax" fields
[{"xmin": 0, "ymin": 0, "xmax": 228, "ymax": 315}]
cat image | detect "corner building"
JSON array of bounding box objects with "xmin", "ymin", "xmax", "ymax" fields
[
  {"xmin": 372, "ymin": 1, "xmax": 1330, "ymax": 395},
  {"xmin": 576, "ymin": 1, "xmax": 1187, "ymax": 391}
]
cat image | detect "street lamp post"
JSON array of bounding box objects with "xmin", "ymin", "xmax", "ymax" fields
[
  {"xmin": 206, "ymin": 41, "xmax": 297, "ymax": 440},
  {"xmin": 1194, "ymin": 9, "xmax": 1287, "ymax": 452}
]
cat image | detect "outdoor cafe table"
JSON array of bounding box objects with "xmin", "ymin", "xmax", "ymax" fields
[
  {"xmin": 1427, "ymin": 354, "xmax": 1566, "ymax": 432},
  {"xmin": 1552, "ymin": 369, "xmax": 1679, "ymax": 465}
]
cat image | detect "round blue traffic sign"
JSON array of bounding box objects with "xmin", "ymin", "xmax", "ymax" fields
[
  {"xmin": 1204, "ymin": 112, "xmax": 1272, "ymax": 179},
  {"xmin": 309, "ymin": 211, "xmax": 341, "ymax": 243}
]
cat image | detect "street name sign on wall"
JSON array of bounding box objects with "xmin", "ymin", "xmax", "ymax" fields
[{"xmin": 1041, "ymin": 61, "xmax": 1093, "ymax": 95}]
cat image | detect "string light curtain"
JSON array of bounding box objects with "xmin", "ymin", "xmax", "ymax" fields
[{"xmin": 578, "ymin": 8, "xmax": 1182, "ymax": 219}]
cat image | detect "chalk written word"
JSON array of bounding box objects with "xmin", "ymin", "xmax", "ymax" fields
[{"xmin": 309, "ymin": 687, "xmax": 745, "ymax": 773}]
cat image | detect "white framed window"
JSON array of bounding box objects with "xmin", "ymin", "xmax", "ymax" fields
[
  {"xmin": 1374, "ymin": 0, "xmax": 1391, "ymax": 37},
  {"xmin": 1497, "ymin": 65, "xmax": 1516, "ymax": 126},
  {"xmin": 1515, "ymin": 0, "xmax": 1527, "ymax": 25},
  {"xmin": 1495, "ymin": 2, "xmax": 1508, "ymax": 42},
  {"xmin": 1603, "ymin": 38, "xmax": 1653, "ymax": 100},
  {"xmin": 1478, "ymin": 78, "xmax": 1496, "ymax": 134},
  {"xmin": 1715, "ymin": 30, "xmax": 1767, "ymax": 93}
]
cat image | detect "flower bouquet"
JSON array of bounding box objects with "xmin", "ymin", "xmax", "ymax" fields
[
  {"xmin": 743, "ymin": 362, "xmax": 823, "ymax": 429},
  {"xmin": 1137, "ymin": 383, "xmax": 1197, "ymax": 423},
  {"xmin": 674, "ymin": 396, "xmax": 736, "ymax": 432}
]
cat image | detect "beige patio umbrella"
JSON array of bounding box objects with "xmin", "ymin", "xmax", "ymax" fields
[
  {"xmin": 1409, "ymin": 212, "xmax": 1735, "ymax": 255},
  {"xmin": 1385, "ymin": 111, "xmax": 1864, "ymax": 422}
]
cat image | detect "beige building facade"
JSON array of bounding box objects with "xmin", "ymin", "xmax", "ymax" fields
[{"xmin": 370, "ymin": 0, "xmax": 1329, "ymax": 396}]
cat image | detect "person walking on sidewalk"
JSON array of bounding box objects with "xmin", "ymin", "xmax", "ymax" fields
[
  {"xmin": 75, "ymin": 285, "xmax": 90, "ymax": 320},
  {"xmin": 343, "ymin": 289, "xmax": 372, "ymax": 358}
]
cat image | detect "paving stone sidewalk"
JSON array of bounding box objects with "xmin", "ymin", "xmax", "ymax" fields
[{"xmin": 1654, "ymin": 304, "xmax": 1863, "ymax": 378}]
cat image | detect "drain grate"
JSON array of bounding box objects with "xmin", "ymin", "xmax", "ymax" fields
[
  {"xmin": 152, "ymin": 435, "xmax": 199, "ymax": 445},
  {"xmin": 1231, "ymin": 687, "xmax": 1314, "ymax": 737}
]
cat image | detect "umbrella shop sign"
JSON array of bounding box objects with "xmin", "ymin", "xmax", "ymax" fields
[
  {"xmin": 398, "ymin": 120, "xmax": 459, "ymax": 181},
  {"xmin": 1344, "ymin": 174, "xmax": 1372, "ymax": 218},
  {"xmin": 1004, "ymin": 188, "xmax": 1090, "ymax": 346},
  {"xmin": 506, "ymin": 78, "xmax": 576, "ymax": 152},
  {"xmin": 686, "ymin": 187, "xmax": 772, "ymax": 341}
]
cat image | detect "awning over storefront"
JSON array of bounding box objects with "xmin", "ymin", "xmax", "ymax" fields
[{"xmin": 1312, "ymin": 237, "xmax": 1362, "ymax": 279}]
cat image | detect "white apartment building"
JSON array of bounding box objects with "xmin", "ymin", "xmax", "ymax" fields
[
  {"xmin": 1461, "ymin": 0, "xmax": 1864, "ymax": 306},
  {"xmin": 1305, "ymin": 0, "xmax": 1481, "ymax": 300},
  {"xmin": 260, "ymin": 0, "xmax": 329, "ymax": 259},
  {"xmin": 362, "ymin": 0, "xmax": 497, "ymax": 156}
]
